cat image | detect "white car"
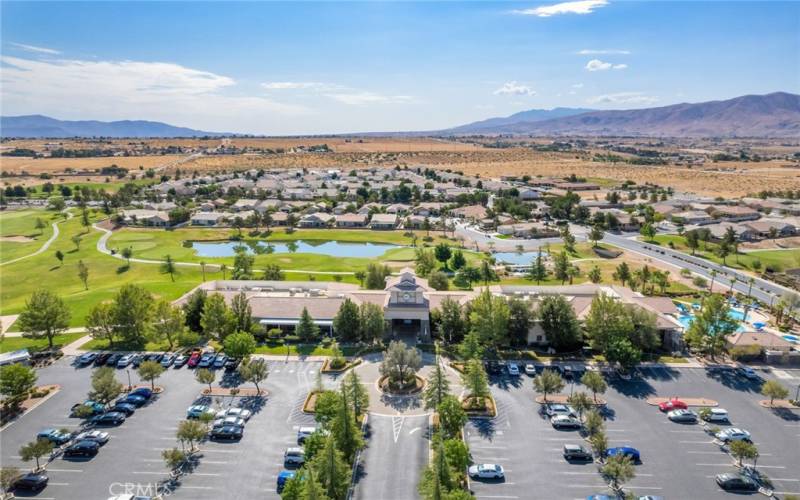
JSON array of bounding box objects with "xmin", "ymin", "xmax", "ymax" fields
[
  {"xmin": 524, "ymin": 363, "xmax": 536, "ymax": 376},
  {"xmin": 468, "ymin": 463, "xmax": 505, "ymax": 479},
  {"xmin": 545, "ymin": 404, "xmax": 576, "ymax": 417},
  {"xmin": 297, "ymin": 426, "xmax": 319, "ymax": 444},
  {"xmin": 75, "ymin": 429, "xmax": 110, "ymax": 445},
  {"xmin": 116, "ymin": 354, "xmax": 135, "ymax": 368},
  {"xmin": 702, "ymin": 408, "xmax": 729, "ymax": 423},
  {"xmin": 550, "ymin": 415, "xmax": 582, "ymax": 429},
  {"xmin": 507, "ymin": 363, "xmax": 520, "ymax": 376},
  {"xmin": 716, "ymin": 428, "xmax": 751, "ymax": 442},
  {"xmin": 213, "ymin": 416, "xmax": 245, "ymax": 428},
  {"xmin": 216, "ymin": 407, "xmax": 252, "ymax": 421},
  {"xmin": 186, "ymin": 404, "xmax": 216, "ymax": 419}
]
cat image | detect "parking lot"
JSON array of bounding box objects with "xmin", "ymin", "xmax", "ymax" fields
[
  {"xmin": 0, "ymin": 355, "xmax": 323, "ymax": 500},
  {"xmin": 467, "ymin": 365, "xmax": 800, "ymax": 500}
]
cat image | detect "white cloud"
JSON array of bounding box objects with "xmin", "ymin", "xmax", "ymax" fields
[
  {"xmin": 493, "ymin": 81, "xmax": 536, "ymax": 96},
  {"xmin": 324, "ymin": 91, "xmax": 412, "ymax": 106},
  {"xmin": 261, "ymin": 81, "xmax": 338, "ymax": 90},
  {"xmin": 1, "ymin": 56, "xmax": 310, "ymax": 133},
  {"xmin": 585, "ymin": 59, "xmax": 627, "ymax": 71},
  {"xmin": 513, "ymin": 0, "xmax": 608, "ymax": 17},
  {"xmin": 576, "ymin": 49, "xmax": 630, "ymax": 55},
  {"xmin": 10, "ymin": 42, "xmax": 61, "ymax": 55},
  {"xmin": 587, "ymin": 92, "xmax": 659, "ymax": 105},
  {"xmin": 572, "ymin": 83, "xmax": 584, "ymax": 88}
]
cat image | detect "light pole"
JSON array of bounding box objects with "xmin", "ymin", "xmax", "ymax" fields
[{"xmin": 126, "ymin": 369, "xmax": 132, "ymax": 391}]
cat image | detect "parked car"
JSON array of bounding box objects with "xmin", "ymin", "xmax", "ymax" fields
[
  {"xmin": 130, "ymin": 354, "xmax": 144, "ymax": 368},
  {"xmin": 284, "ymin": 447, "xmax": 305, "ymax": 466},
  {"xmin": 485, "ymin": 361, "xmax": 502, "ymax": 375},
  {"xmin": 563, "ymin": 444, "xmax": 593, "ymax": 461},
  {"xmin": 606, "ymin": 446, "xmax": 641, "ymax": 462},
  {"xmin": 667, "ymin": 409, "xmax": 698, "ymax": 423},
  {"xmin": 37, "ymin": 428, "xmax": 72, "ymax": 445},
  {"xmin": 90, "ymin": 412, "xmax": 126, "ymax": 426},
  {"xmin": 63, "ymin": 440, "xmax": 100, "ymax": 458},
  {"xmin": 702, "ymin": 408, "xmax": 729, "ymax": 423},
  {"xmin": 74, "ymin": 430, "xmax": 110, "ymax": 445},
  {"xmin": 216, "ymin": 407, "xmax": 252, "ymax": 421},
  {"xmin": 187, "ymin": 404, "xmax": 215, "ymax": 419},
  {"xmin": 173, "ymin": 354, "xmax": 189, "ymax": 368},
  {"xmin": 130, "ymin": 387, "xmax": 153, "ymax": 400},
  {"xmin": 116, "ymin": 394, "xmax": 147, "ymax": 407},
  {"xmin": 277, "ymin": 470, "xmax": 296, "ymax": 492},
  {"xmin": 551, "ymin": 415, "xmax": 582, "ymax": 430},
  {"xmin": 297, "ymin": 426, "xmax": 319, "ymax": 444},
  {"xmin": 212, "ymin": 354, "xmax": 228, "ymax": 369},
  {"xmin": 70, "ymin": 400, "xmax": 105, "ymax": 417},
  {"xmin": 106, "ymin": 353, "xmax": 122, "ymax": 366},
  {"xmin": 116, "ymin": 354, "xmax": 135, "ymax": 368},
  {"xmin": 736, "ymin": 367, "xmax": 761, "ymax": 381},
  {"xmin": 146, "ymin": 353, "xmax": 164, "ymax": 363},
  {"xmin": 77, "ymin": 352, "xmax": 97, "ymax": 365},
  {"xmin": 111, "ymin": 402, "xmax": 137, "ymax": 416},
  {"xmin": 545, "ymin": 404, "xmax": 576, "ymax": 418},
  {"xmin": 210, "ymin": 424, "xmax": 243, "ymax": 440},
  {"xmin": 94, "ymin": 352, "xmax": 111, "ymax": 366},
  {"xmin": 524, "ymin": 363, "xmax": 537, "ymax": 376},
  {"xmin": 468, "ymin": 464, "xmax": 505, "ymax": 480},
  {"xmin": 11, "ymin": 472, "xmax": 48, "ymax": 492},
  {"xmin": 224, "ymin": 357, "xmax": 241, "ymax": 371},
  {"xmin": 562, "ymin": 365, "xmax": 575, "ymax": 379},
  {"xmin": 198, "ymin": 352, "xmax": 216, "ymax": 368},
  {"xmin": 160, "ymin": 352, "xmax": 176, "ymax": 367},
  {"xmin": 658, "ymin": 398, "xmax": 688, "ymax": 412},
  {"xmin": 507, "ymin": 363, "xmax": 520, "ymax": 376},
  {"xmin": 715, "ymin": 428, "xmax": 751, "ymax": 443},
  {"xmin": 716, "ymin": 472, "xmax": 759, "ymax": 491},
  {"xmin": 187, "ymin": 351, "xmax": 202, "ymax": 368}
]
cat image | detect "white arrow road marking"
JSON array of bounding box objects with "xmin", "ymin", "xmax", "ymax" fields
[
  {"xmin": 409, "ymin": 426, "xmax": 421, "ymax": 435},
  {"xmin": 392, "ymin": 416, "xmax": 405, "ymax": 443}
]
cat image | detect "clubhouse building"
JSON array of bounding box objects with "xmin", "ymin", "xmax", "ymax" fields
[{"xmin": 177, "ymin": 268, "xmax": 686, "ymax": 350}]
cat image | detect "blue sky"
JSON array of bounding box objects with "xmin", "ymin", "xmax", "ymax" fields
[{"xmin": 2, "ymin": 1, "xmax": 798, "ymax": 134}]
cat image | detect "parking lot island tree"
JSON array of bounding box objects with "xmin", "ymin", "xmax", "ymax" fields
[
  {"xmin": 589, "ymin": 430, "xmax": 608, "ymax": 462},
  {"xmin": 90, "ymin": 366, "xmax": 123, "ymax": 408},
  {"xmin": 0, "ymin": 467, "xmax": 20, "ymax": 497},
  {"xmin": 380, "ymin": 341, "xmax": 422, "ymax": 391},
  {"xmin": 195, "ymin": 368, "xmax": 216, "ymax": 394},
  {"xmin": 583, "ymin": 409, "xmax": 604, "ymax": 437},
  {"xmin": 761, "ymin": 379, "xmax": 789, "ymax": 407},
  {"xmin": 176, "ymin": 419, "xmax": 207, "ymax": 453},
  {"xmin": 602, "ymin": 454, "xmax": 636, "ymax": 493},
  {"xmin": 581, "ymin": 371, "xmax": 607, "ymax": 403},
  {"xmin": 0, "ymin": 364, "xmax": 37, "ymax": 412},
  {"xmin": 567, "ymin": 391, "xmax": 593, "ymax": 422},
  {"xmin": 423, "ymin": 360, "xmax": 451, "ymax": 410},
  {"xmin": 16, "ymin": 289, "xmax": 71, "ymax": 350},
  {"xmin": 533, "ymin": 369, "xmax": 565, "ymax": 403},
  {"xmin": 162, "ymin": 447, "xmax": 187, "ymax": 474},
  {"xmin": 19, "ymin": 439, "xmax": 53, "ymax": 472},
  {"xmin": 238, "ymin": 358, "xmax": 269, "ymax": 395},
  {"xmin": 138, "ymin": 360, "xmax": 165, "ymax": 391},
  {"xmin": 457, "ymin": 331, "xmax": 482, "ymax": 360},
  {"xmin": 461, "ymin": 358, "xmax": 490, "ymax": 399},
  {"xmin": 729, "ymin": 440, "xmax": 759, "ymax": 468},
  {"xmin": 310, "ymin": 434, "xmax": 351, "ymax": 500},
  {"xmin": 436, "ymin": 395, "xmax": 467, "ymax": 439},
  {"xmin": 331, "ymin": 387, "xmax": 364, "ymax": 462},
  {"xmin": 343, "ymin": 370, "xmax": 369, "ymax": 420}
]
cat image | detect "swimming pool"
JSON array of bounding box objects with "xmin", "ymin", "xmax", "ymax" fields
[
  {"xmin": 677, "ymin": 307, "xmax": 748, "ymax": 333},
  {"xmin": 783, "ymin": 334, "xmax": 799, "ymax": 344}
]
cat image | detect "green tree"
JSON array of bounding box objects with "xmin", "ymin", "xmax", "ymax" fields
[
  {"xmin": 640, "ymin": 222, "xmax": 656, "ymax": 242},
  {"xmin": 602, "ymin": 454, "xmax": 636, "ymax": 493},
  {"xmin": 195, "ymin": 368, "xmax": 216, "ymax": 393},
  {"xmin": 55, "ymin": 249, "xmax": 64, "ymax": 266},
  {"xmin": 76, "ymin": 259, "xmax": 89, "ymax": 289},
  {"xmin": 589, "ymin": 225, "xmax": 604, "ymax": 248},
  {"xmin": 479, "ymin": 260, "xmax": 498, "ymax": 285},
  {"xmin": 176, "ymin": 419, "xmax": 207, "ymax": 452},
  {"xmin": 112, "ymin": 284, "xmax": 154, "ymax": 345},
  {"xmin": 684, "ymin": 294, "xmax": 737, "ymax": 359},
  {"xmin": 310, "ymin": 435, "xmax": 351, "ymax": 500},
  {"xmin": 507, "ymin": 297, "xmax": 534, "ymax": 346},
  {"xmin": 162, "ymin": 447, "xmax": 187, "ymax": 472},
  {"xmin": 90, "ymin": 366, "xmax": 123, "ymax": 407},
  {"xmin": 86, "ymin": 302, "xmax": 117, "ymax": 348},
  {"xmin": 121, "ymin": 246, "xmax": 133, "ymax": 265},
  {"xmin": 428, "ymin": 271, "xmax": 450, "ymax": 291},
  {"xmin": 34, "ymin": 217, "xmax": 46, "ymax": 235},
  {"xmin": 437, "ymin": 395, "xmax": 467, "ymax": 439},
  {"xmin": 333, "ymin": 298, "xmax": 360, "ymax": 342},
  {"xmin": 533, "ymin": 370, "xmax": 564, "ymax": 402},
  {"xmin": 434, "ymin": 243, "xmax": 452, "ymax": 270},
  {"xmin": 527, "ymin": 253, "xmax": 548, "ymax": 284},
  {"xmin": 224, "ymin": 331, "xmax": 257, "ymax": 359},
  {"xmin": 0, "ymin": 364, "xmax": 37, "ymax": 411},
  {"xmin": 17, "ymin": 289, "xmax": 71, "ymax": 349},
  {"xmin": 553, "ymin": 251, "xmax": 570, "ymax": 284},
  {"xmin": 538, "ymin": 294, "xmax": 582, "ymax": 350},
  {"xmin": 0, "ymin": 467, "xmax": 21, "ymax": 496},
  {"xmin": 588, "ymin": 265, "xmax": 602, "ymax": 284},
  {"xmin": 201, "ymin": 293, "xmax": 235, "ymax": 342},
  {"xmin": 729, "ymin": 440, "xmax": 759, "ymax": 467},
  {"xmin": 343, "ymin": 369, "xmax": 369, "ymax": 419},
  {"xmin": 365, "ymin": 262, "xmax": 391, "ymax": 289},
  {"xmin": 71, "ymin": 234, "xmax": 82, "ymax": 251},
  {"xmin": 262, "ymin": 263, "xmax": 284, "ymax": 280},
  {"xmin": 138, "ymin": 360, "xmax": 165, "ymax": 390},
  {"xmin": 19, "ymin": 439, "xmax": 53, "ymax": 471},
  {"xmin": 468, "ymin": 289, "xmax": 510, "ymax": 347},
  {"xmin": 612, "ymin": 261, "xmax": 632, "ymax": 287},
  {"xmin": 415, "ymin": 248, "xmax": 438, "ymax": 277},
  {"xmin": 561, "ymin": 226, "xmax": 576, "ymax": 253},
  {"xmin": 606, "ymin": 337, "xmax": 642, "ymax": 370},
  {"xmin": 423, "ymin": 360, "xmax": 451, "ymax": 410},
  {"xmin": 589, "ymin": 430, "xmax": 608, "ymax": 462},
  {"xmin": 761, "ymin": 379, "xmax": 789, "ymax": 407},
  {"xmin": 450, "ymin": 249, "xmax": 466, "ymax": 270},
  {"xmin": 314, "ymin": 390, "xmax": 342, "ymax": 426},
  {"xmin": 230, "ymin": 291, "xmax": 253, "ymax": 333},
  {"xmin": 581, "ymin": 371, "xmax": 607, "ymax": 403},
  {"xmin": 567, "ymin": 391, "xmax": 593, "ymax": 422},
  {"xmin": 354, "ymin": 270, "xmax": 366, "ymax": 288},
  {"xmin": 161, "ymin": 254, "xmax": 177, "ymax": 281},
  {"xmin": 151, "ymin": 298, "xmax": 186, "ymax": 350},
  {"xmin": 359, "ymin": 302, "xmax": 385, "ymax": 344},
  {"xmin": 302, "ymin": 468, "xmax": 331, "ymax": 500},
  {"xmin": 461, "ymin": 358, "xmax": 490, "ymax": 398},
  {"xmin": 296, "ymin": 307, "xmax": 321, "ymax": 342},
  {"xmin": 380, "ymin": 341, "xmax": 421, "ymax": 389},
  {"xmin": 685, "ymin": 231, "xmax": 700, "ymax": 255},
  {"xmin": 437, "ymin": 297, "xmax": 466, "ymax": 343},
  {"xmin": 330, "ymin": 387, "xmax": 364, "ymax": 461},
  {"xmin": 583, "ymin": 409, "xmax": 604, "ymax": 437},
  {"xmin": 232, "ymin": 246, "xmax": 255, "ymax": 279},
  {"xmin": 238, "ymin": 358, "xmax": 269, "ymax": 394},
  {"xmin": 457, "ymin": 331, "xmax": 482, "ymax": 360}
]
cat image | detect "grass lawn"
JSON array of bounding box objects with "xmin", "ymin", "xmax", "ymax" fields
[
  {"xmin": 0, "ymin": 209, "xmax": 57, "ymax": 263},
  {"xmin": 0, "ymin": 332, "xmax": 86, "ymax": 353},
  {"xmin": 26, "ymin": 179, "xmax": 157, "ymax": 198},
  {"xmin": 649, "ymin": 235, "xmax": 799, "ymax": 272}
]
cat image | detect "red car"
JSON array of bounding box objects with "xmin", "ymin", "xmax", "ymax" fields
[
  {"xmin": 659, "ymin": 398, "xmax": 688, "ymax": 412},
  {"xmin": 187, "ymin": 351, "xmax": 202, "ymax": 368}
]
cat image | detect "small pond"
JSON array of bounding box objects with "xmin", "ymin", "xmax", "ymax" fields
[
  {"xmin": 191, "ymin": 240, "xmax": 403, "ymax": 258},
  {"xmin": 494, "ymin": 251, "xmax": 547, "ymax": 266}
]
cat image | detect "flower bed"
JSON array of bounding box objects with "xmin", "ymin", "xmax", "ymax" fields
[
  {"xmin": 461, "ymin": 395, "xmax": 497, "ymax": 418},
  {"xmin": 378, "ymin": 375, "xmax": 425, "ymax": 395},
  {"xmin": 321, "ymin": 357, "xmax": 362, "ymax": 373}
]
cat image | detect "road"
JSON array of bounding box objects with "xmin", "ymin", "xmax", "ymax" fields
[{"xmin": 603, "ymin": 232, "xmax": 799, "ymax": 305}]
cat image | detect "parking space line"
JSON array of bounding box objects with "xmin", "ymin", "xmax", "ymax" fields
[
  {"xmin": 46, "ymin": 468, "xmax": 83, "ymax": 472},
  {"xmin": 679, "ymin": 440, "xmax": 713, "ymax": 444}
]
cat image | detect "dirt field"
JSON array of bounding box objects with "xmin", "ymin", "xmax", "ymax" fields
[{"xmin": 0, "ymin": 155, "xmax": 183, "ymax": 175}]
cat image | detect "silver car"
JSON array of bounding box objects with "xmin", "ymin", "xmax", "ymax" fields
[{"xmin": 667, "ymin": 409, "xmax": 698, "ymax": 423}]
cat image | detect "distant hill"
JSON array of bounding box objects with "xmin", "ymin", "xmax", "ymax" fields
[
  {"xmin": 444, "ymin": 107, "xmax": 594, "ymax": 134},
  {"xmin": 443, "ymin": 92, "xmax": 800, "ymax": 138},
  {"xmin": 0, "ymin": 115, "xmax": 229, "ymax": 138}
]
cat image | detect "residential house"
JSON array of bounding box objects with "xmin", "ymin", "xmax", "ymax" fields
[
  {"xmin": 121, "ymin": 209, "xmax": 170, "ymax": 227},
  {"xmin": 298, "ymin": 212, "xmax": 334, "ymax": 228},
  {"xmin": 369, "ymin": 213, "xmax": 398, "ymax": 230},
  {"xmin": 190, "ymin": 212, "xmax": 227, "ymax": 227},
  {"xmin": 335, "ymin": 213, "xmax": 368, "ymax": 228},
  {"xmin": 709, "ymin": 205, "xmax": 761, "ymax": 222}
]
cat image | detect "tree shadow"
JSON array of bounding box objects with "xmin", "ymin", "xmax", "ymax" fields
[
  {"xmin": 468, "ymin": 417, "xmax": 496, "ymax": 440},
  {"xmin": 378, "ymin": 393, "xmax": 423, "ymax": 413},
  {"xmin": 116, "ymin": 265, "xmax": 130, "ymax": 274},
  {"xmin": 491, "ymin": 376, "xmax": 523, "ymax": 391},
  {"xmin": 769, "ymin": 408, "xmax": 800, "ymax": 422},
  {"xmin": 702, "ymin": 368, "xmax": 762, "ymax": 394},
  {"xmin": 607, "ymin": 377, "xmax": 656, "ymax": 399}
]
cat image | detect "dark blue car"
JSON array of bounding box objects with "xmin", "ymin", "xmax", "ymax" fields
[
  {"xmin": 116, "ymin": 394, "xmax": 147, "ymax": 407},
  {"xmin": 129, "ymin": 387, "xmax": 153, "ymax": 399},
  {"xmin": 37, "ymin": 428, "xmax": 72, "ymax": 445},
  {"xmin": 606, "ymin": 446, "xmax": 641, "ymax": 462},
  {"xmin": 277, "ymin": 470, "xmax": 297, "ymax": 492},
  {"xmin": 111, "ymin": 402, "xmax": 136, "ymax": 416}
]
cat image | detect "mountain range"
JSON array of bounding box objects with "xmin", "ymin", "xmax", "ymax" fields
[
  {"xmin": 442, "ymin": 92, "xmax": 800, "ymax": 138},
  {"xmin": 0, "ymin": 115, "xmax": 227, "ymax": 138}
]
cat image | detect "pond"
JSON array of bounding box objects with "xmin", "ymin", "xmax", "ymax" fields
[
  {"xmin": 191, "ymin": 240, "xmax": 404, "ymax": 258},
  {"xmin": 494, "ymin": 251, "xmax": 547, "ymax": 266}
]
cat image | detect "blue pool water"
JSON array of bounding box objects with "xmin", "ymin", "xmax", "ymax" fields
[
  {"xmin": 191, "ymin": 240, "xmax": 403, "ymax": 258},
  {"xmin": 783, "ymin": 334, "xmax": 799, "ymax": 344},
  {"xmin": 678, "ymin": 308, "xmax": 747, "ymax": 333}
]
